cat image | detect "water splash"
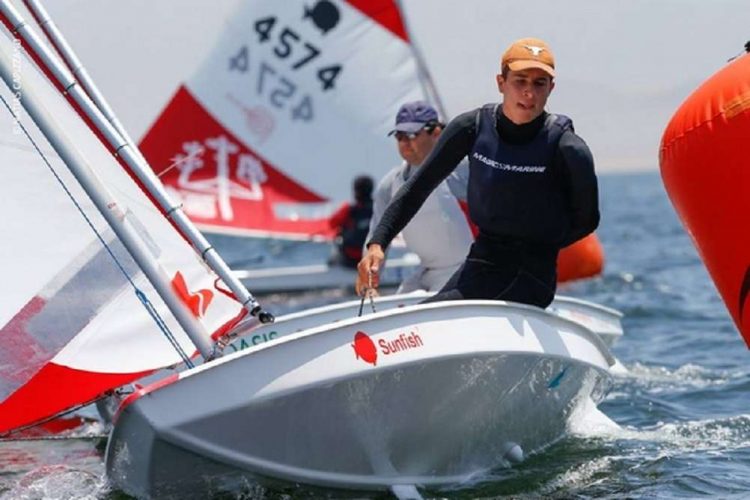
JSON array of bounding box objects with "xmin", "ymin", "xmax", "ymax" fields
[
  {"xmin": 573, "ymin": 397, "xmax": 750, "ymax": 456},
  {"xmin": 1, "ymin": 466, "xmax": 109, "ymax": 500}
]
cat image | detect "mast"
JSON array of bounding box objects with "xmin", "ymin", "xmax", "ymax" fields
[
  {"xmin": 21, "ymin": 0, "xmax": 142, "ymax": 163},
  {"xmin": 394, "ymin": 0, "xmax": 448, "ymax": 119},
  {"xmin": 0, "ymin": 32, "xmax": 217, "ymax": 359},
  {"xmin": 0, "ymin": 0, "xmax": 273, "ymax": 325}
]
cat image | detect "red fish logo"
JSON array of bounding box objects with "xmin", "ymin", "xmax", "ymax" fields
[
  {"xmin": 352, "ymin": 331, "xmax": 377, "ymax": 366},
  {"xmin": 171, "ymin": 271, "xmax": 214, "ymax": 318}
]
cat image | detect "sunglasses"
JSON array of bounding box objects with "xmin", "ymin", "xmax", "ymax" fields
[{"xmin": 393, "ymin": 123, "xmax": 439, "ymax": 142}]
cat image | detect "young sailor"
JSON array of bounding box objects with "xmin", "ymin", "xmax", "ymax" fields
[
  {"xmin": 367, "ymin": 101, "xmax": 473, "ymax": 292},
  {"xmin": 358, "ymin": 38, "xmax": 599, "ymax": 307}
]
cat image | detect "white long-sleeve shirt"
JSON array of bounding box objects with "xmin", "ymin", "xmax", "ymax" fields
[{"xmin": 366, "ymin": 160, "xmax": 473, "ymax": 290}]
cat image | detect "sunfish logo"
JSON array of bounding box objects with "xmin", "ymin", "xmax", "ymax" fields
[
  {"xmin": 352, "ymin": 331, "xmax": 377, "ymax": 366},
  {"xmin": 379, "ymin": 331, "xmax": 424, "ymax": 355},
  {"xmin": 171, "ymin": 271, "xmax": 213, "ymax": 318}
]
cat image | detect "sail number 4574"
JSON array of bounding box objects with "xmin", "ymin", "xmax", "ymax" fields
[
  {"xmin": 253, "ymin": 16, "xmax": 342, "ymax": 92},
  {"xmin": 227, "ymin": 15, "xmax": 344, "ymax": 124}
]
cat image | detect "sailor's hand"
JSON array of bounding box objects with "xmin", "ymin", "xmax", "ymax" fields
[{"xmin": 356, "ymin": 244, "xmax": 384, "ymax": 296}]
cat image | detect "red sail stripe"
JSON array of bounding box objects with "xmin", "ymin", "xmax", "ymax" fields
[
  {"xmin": 345, "ymin": 0, "xmax": 409, "ymax": 42},
  {"xmin": 139, "ymin": 86, "xmax": 337, "ymax": 238},
  {"xmin": 0, "ymin": 363, "xmax": 150, "ymax": 434}
]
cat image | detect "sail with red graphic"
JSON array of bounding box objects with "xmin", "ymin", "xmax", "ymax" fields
[
  {"xmin": 139, "ymin": 0, "xmax": 428, "ymax": 239},
  {"xmin": 0, "ymin": 18, "xmax": 245, "ymax": 434}
]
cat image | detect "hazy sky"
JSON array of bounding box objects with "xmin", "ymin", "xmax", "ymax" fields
[{"xmin": 40, "ymin": 0, "xmax": 750, "ymax": 172}]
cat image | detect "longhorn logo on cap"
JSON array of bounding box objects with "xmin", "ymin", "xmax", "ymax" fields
[{"xmin": 524, "ymin": 45, "xmax": 545, "ymax": 57}]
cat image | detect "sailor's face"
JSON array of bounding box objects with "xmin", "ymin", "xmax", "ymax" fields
[
  {"xmin": 497, "ymin": 68, "xmax": 554, "ymax": 124},
  {"xmin": 395, "ymin": 126, "xmax": 440, "ymax": 166}
]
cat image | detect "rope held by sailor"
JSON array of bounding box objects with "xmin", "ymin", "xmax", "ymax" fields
[{"xmin": 357, "ymin": 271, "xmax": 378, "ymax": 317}]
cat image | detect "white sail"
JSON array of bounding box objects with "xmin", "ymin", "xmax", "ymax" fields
[
  {"xmin": 140, "ymin": 0, "xmax": 427, "ymax": 238},
  {"xmin": 0, "ymin": 18, "xmax": 243, "ymax": 433}
]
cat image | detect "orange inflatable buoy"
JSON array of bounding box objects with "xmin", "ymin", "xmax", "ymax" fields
[
  {"xmin": 660, "ymin": 51, "xmax": 750, "ymax": 347},
  {"xmin": 557, "ymin": 233, "xmax": 604, "ymax": 283}
]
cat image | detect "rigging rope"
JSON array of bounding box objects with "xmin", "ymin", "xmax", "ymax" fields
[
  {"xmin": 357, "ymin": 271, "xmax": 377, "ymax": 317},
  {"xmin": 0, "ymin": 93, "xmax": 194, "ymax": 369}
]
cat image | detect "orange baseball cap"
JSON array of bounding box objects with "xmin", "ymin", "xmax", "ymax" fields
[{"xmin": 501, "ymin": 37, "xmax": 555, "ymax": 77}]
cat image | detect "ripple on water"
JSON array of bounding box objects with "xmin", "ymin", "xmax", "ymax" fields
[{"xmin": 463, "ymin": 404, "xmax": 750, "ymax": 498}]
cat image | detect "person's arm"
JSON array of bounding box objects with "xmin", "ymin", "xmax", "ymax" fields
[
  {"xmin": 362, "ymin": 170, "xmax": 395, "ymax": 273},
  {"xmin": 368, "ymin": 110, "xmax": 478, "ymax": 249},
  {"xmin": 356, "ymin": 171, "xmax": 392, "ymax": 295},
  {"xmin": 557, "ymin": 130, "xmax": 600, "ymax": 247},
  {"xmin": 365, "ymin": 172, "xmax": 393, "ymax": 246},
  {"xmin": 356, "ymin": 110, "xmax": 478, "ymax": 295}
]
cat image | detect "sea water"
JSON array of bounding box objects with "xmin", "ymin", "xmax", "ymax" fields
[{"xmin": 2, "ymin": 171, "xmax": 749, "ymax": 499}]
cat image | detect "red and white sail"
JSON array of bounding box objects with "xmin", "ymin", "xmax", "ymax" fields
[
  {"xmin": 0, "ymin": 24, "xmax": 243, "ymax": 433},
  {"xmin": 140, "ymin": 0, "xmax": 427, "ymax": 239}
]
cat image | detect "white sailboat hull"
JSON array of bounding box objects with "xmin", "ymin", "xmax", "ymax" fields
[
  {"xmin": 106, "ymin": 300, "xmax": 613, "ymax": 498},
  {"xmin": 228, "ymin": 292, "xmax": 624, "ymax": 351}
]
